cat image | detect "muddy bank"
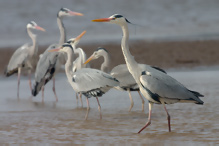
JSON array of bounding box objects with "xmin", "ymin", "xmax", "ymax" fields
[{"xmin": 1, "ymin": 39, "xmax": 219, "ymax": 74}]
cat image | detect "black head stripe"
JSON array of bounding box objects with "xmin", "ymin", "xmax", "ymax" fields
[
  {"xmin": 125, "ymin": 18, "xmax": 131, "ymax": 24},
  {"xmin": 60, "ymin": 8, "xmax": 68, "ymax": 12},
  {"xmin": 96, "ymin": 47, "xmax": 108, "ymax": 53},
  {"xmin": 115, "ymin": 14, "xmax": 123, "ymax": 18},
  {"xmin": 62, "ymin": 44, "xmax": 73, "ymax": 50}
]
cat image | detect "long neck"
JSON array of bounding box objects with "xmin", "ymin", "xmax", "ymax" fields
[
  {"xmin": 120, "ymin": 23, "xmax": 140, "ymax": 83},
  {"xmin": 27, "ymin": 27, "xmax": 38, "ymax": 56},
  {"xmin": 101, "ymin": 52, "xmax": 111, "ymax": 73},
  {"xmin": 57, "ymin": 16, "xmax": 66, "ymax": 45},
  {"xmin": 65, "ymin": 50, "xmax": 74, "ymax": 80}
]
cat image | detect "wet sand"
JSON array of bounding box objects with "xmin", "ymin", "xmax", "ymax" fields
[{"xmin": 0, "ymin": 70, "xmax": 218, "ymax": 144}]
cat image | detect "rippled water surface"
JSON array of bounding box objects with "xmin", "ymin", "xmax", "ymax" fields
[{"xmin": 0, "ymin": 70, "xmax": 218, "ymax": 144}]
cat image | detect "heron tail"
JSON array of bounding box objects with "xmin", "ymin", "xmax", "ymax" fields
[{"xmin": 188, "ymin": 90, "xmax": 204, "ymax": 105}]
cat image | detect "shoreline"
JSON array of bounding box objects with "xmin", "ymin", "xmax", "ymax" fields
[{"xmin": 1, "ymin": 39, "xmax": 219, "ymax": 74}]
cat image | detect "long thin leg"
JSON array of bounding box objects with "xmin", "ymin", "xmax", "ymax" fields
[
  {"xmin": 76, "ymin": 93, "xmax": 79, "ymax": 107},
  {"xmin": 128, "ymin": 89, "xmax": 134, "ymax": 112},
  {"xmin": 79, "ymin": 93, "xmax": 83, "ymax": 107},
  {"xmin": 42, "ymin": 85, "xmax": 45, "ymax": 103},
  {"xmin": 28, "ymin": 70, "xmax": 32, "ymax": 92},
  {"xmin": 137, "ymin": 91, "xmax": 145, "ymax": 112},
  {"xmin": 96, "ymin": 97, "xmax": 102, "ymax": 119},
  {"xmin": 138, "ymin": 102, "xmax": 153, "ymax": 134},
  {"xmin": 85, "ymin": 97, "xmax": 90, "ymax": 120},
  {"xmin": 52, "ymin": 77, "xmax": 58, "ymax": 102},
  {"xmin": 17, "ymin": 67, "xmax": 21, "ymax": 99},
  {"xmin": 160, "ymin": 100, "xmax": 171, "ymax": 132}
]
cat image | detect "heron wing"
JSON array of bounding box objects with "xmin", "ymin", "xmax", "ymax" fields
[
  {"xmin": 6, "ymin": 43, "xmax": 30, "ymax": 74},
  {"xmin": 71, "ymin": 68, "xmax": 119, "ymax": 93},
  {"xmin": 139, "ymin": 67, "xmax": 200, "ymax": 101}
]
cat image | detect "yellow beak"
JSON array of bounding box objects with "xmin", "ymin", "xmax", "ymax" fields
[
  {"xmin": 84, "ymin": 55, "xmax": 94, "ymax": 64},
  {"xmin": 92, "ymin": 18, "xmax": 112, "ymax": 22},
  {"xmin": 48, "ymin": 48, "xmax": 61, "ymax": 52},
  {"xmin": 75, "ymin": 31, "xmax": 86, "ymax": 41}
]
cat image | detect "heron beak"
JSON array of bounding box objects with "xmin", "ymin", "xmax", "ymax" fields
[
  {"xmin": 75, "ymin": 31, "xmax": 86, "ymax": 41},
  {"xmin": 48, "ymin": 48, "xmax": 61, "ymax": 52},
  {"xmin": 84, "ymin": 55, "xmax": 94, "ymax": 64},
  {"xmin": 35, "ymin": 26, "xmax": 46, "ymax": 32},
  {"xmin": 68, "ymin": 11, "xmax": 83, "ymax": 16},
  {"xmin": 92, "ymin": 18, "xmax": 112, "ymax": 22}
]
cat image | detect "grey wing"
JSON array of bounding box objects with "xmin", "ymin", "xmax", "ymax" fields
[
  {"xmin": 139, "ymin": 67, "xmax": 204, "ymax": 104},
  {"xmin": 6, "ymin": 44, "xmax": 30, "ymax": 76},
  {"xmin": 32, "ymin": 48, "xmax": 59, "ymax": 96},
  {"xmin": 71, "ymin": 68, "xmax": 119, "ymax": 93},
  {"xmin": 110, "ymin": 64, "xmax": 137, "ymax": 88}
]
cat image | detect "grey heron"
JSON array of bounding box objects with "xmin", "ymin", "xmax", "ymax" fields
[
  {"xmin": 84, "ymin": 47, "xmax": 166, "ymax": 112},
  {"xmin": 49, "ymin": 32, "xmax": 119, "ymax": 120},
  {"xmin": 92, "ymin": 14, "xmax": 204, "ymax": 133},
  {"xmin": 5, "ymin": 21, "xmax": 45, "ymax": 98},
  {"xmin": 32, "ymin": 8, "xmax": 83, "ymax": 102}
]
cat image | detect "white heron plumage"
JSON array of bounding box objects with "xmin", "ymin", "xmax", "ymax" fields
[
  {"xmin": 32, "ymin": 8, "xmax": 83, "ymax": 102},
  {"xmin": 92, "ymin": 14, "xmax": 204, "ymax": 133},
  {"xmin": 49, "ymin": 32, "xmax": 119, "ymax": 119},
  {"xmin": 5, "ymin": 21, "xmax": 45, "ymax": 98},
  {"xmin": 85, "ymin": 47, "xmax": 167, "ymax": 112}
]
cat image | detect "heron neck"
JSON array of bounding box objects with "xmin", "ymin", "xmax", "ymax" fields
[
  {"xmin": 57, "ymin": 16, "xmax": 66, "ymax": 45},
  {"xmin": 27, "ymin": 27, "xmax": 38, "ymax": 56},
  {"xmin": 74, "ymin": 48, "xmax": 86, "ymax": 69},
  {"xmin": 101, "ymin": 51, "xmax": 111, "ymax": 73},
  {"xmin": 65, "ymin": 49, "xmax": 74, "ymax": 81},
  {"xmin": 120, "ymin": 23, "xmax": 140, "ymax": 83}
]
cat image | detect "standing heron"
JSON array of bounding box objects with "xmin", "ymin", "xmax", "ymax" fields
[
  {"xmin": 92, "ymin": 14, "xmax": 204, "ymax": 133},
  {"xmin": 5, "ymin": 21, "xmax": 45, "ymax": 98},
  {"xmin": 32, "ymin": 8, "xmax": 83, "ymax": 102},
  {"xmin": 49, "ymin": 32, "xmax": 119, "ymax": 120},
  {"xmin": 84, "ymin": 47, "xmax": 166, "ymax": 112}
]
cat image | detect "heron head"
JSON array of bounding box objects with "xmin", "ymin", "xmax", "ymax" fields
[
  {"xmin": 67, "ymin": 31, "xmax": 86, "ymax": 48},
  {"xmin": 84, "ymin": 47, "xmax": 108, "ymax": 64},
  {"xmin": 27, "ymin": 21, "xmax": 45, "ymax": 31},
  {"xmin": 58, "ymin": 8, "xmax": 83, "ymax": 17},
  {"xmin": 92, "ymin": 14, "xmax": 130, "ymax": 25},
  {"xmin": 49, "ymin": 31, "xmax": 86, "ymax": 53}
]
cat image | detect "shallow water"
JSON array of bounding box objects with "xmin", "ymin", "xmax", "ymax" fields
[
  {"xmin": 1, "ymin": 0, "xmax": 219, "ymax": 47},
  {"xmin": 0, "ymin": 69, "xmax": 218, "ymax": 144}
]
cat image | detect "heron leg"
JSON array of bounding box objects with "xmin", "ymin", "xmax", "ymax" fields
[
  {"xmin": 161, "ymin": 100, "xmax": 171, "ymax": 132},
  {"xmin": 138, "ymin": 102, "xmax": 153, "ymax": 134},
  {"xmin": 76, "ymin": 93, "xmax": 79, "ymax": 107},
  {"xmin": 128, "ymin": 89, "xmax": 134, "ymax": 112},
  {"xmin": 17, "ymin": 67, "xmax": 21, "ymax": 99},
  {"xmin": 52, "ymin": 77, "xmax": 58, "ymax": 102},
  {"xmin": 138, "ymin": 90, "xmax": 145, "ymax": 112},
  {"xmin": 42, "ymin": 85, "xmax": 45, "ymax": 103},
  {"xmin": 85, "ymin": 97, "xmax": 90, "ymax": 120},
  {"xmin": 96, "ymin": 97, "xmax": 102, "ymax": 119},
  {"xmin": 79, "ymin": 92, "xmax": 83, "ymax": 107},
  {"xmin": 28, "ymin": 70, "xmax": 32, "ymax": 92}
]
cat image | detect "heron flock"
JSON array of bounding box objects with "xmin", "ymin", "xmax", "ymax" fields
[{"xmin": 4, "ymin": 8, "xmax": 204, "ymax": 133}]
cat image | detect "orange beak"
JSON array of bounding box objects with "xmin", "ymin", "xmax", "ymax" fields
[
  {"xmin": 75, "ymin": 31, "xmax": 86, "ymax": 41},
  {"xmin": 84, "ymin": 55, "xmax": 94, "ymax": 64},
  {"xmin": 48, "ymin": 48, "xmax": 61, "ymax": 52},
  {"xmin": 68, "ymin": 11, "xmax": 83, "ymax": 16},
  {"xmin": 35, "ymin": 26, "xmax": 46, "ymax": 32},
  {"xmin": 92, "ymin": 18, "xmax": 112, "ymax": 22}
]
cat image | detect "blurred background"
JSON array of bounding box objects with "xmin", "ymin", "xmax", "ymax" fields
[
  {"xmin": 1, "ymin": 0, "xmax": 219, "ymax": 46},
  {"xmin": 1, "ymin": 0, "xmax": 219, "ymax": 72}
]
